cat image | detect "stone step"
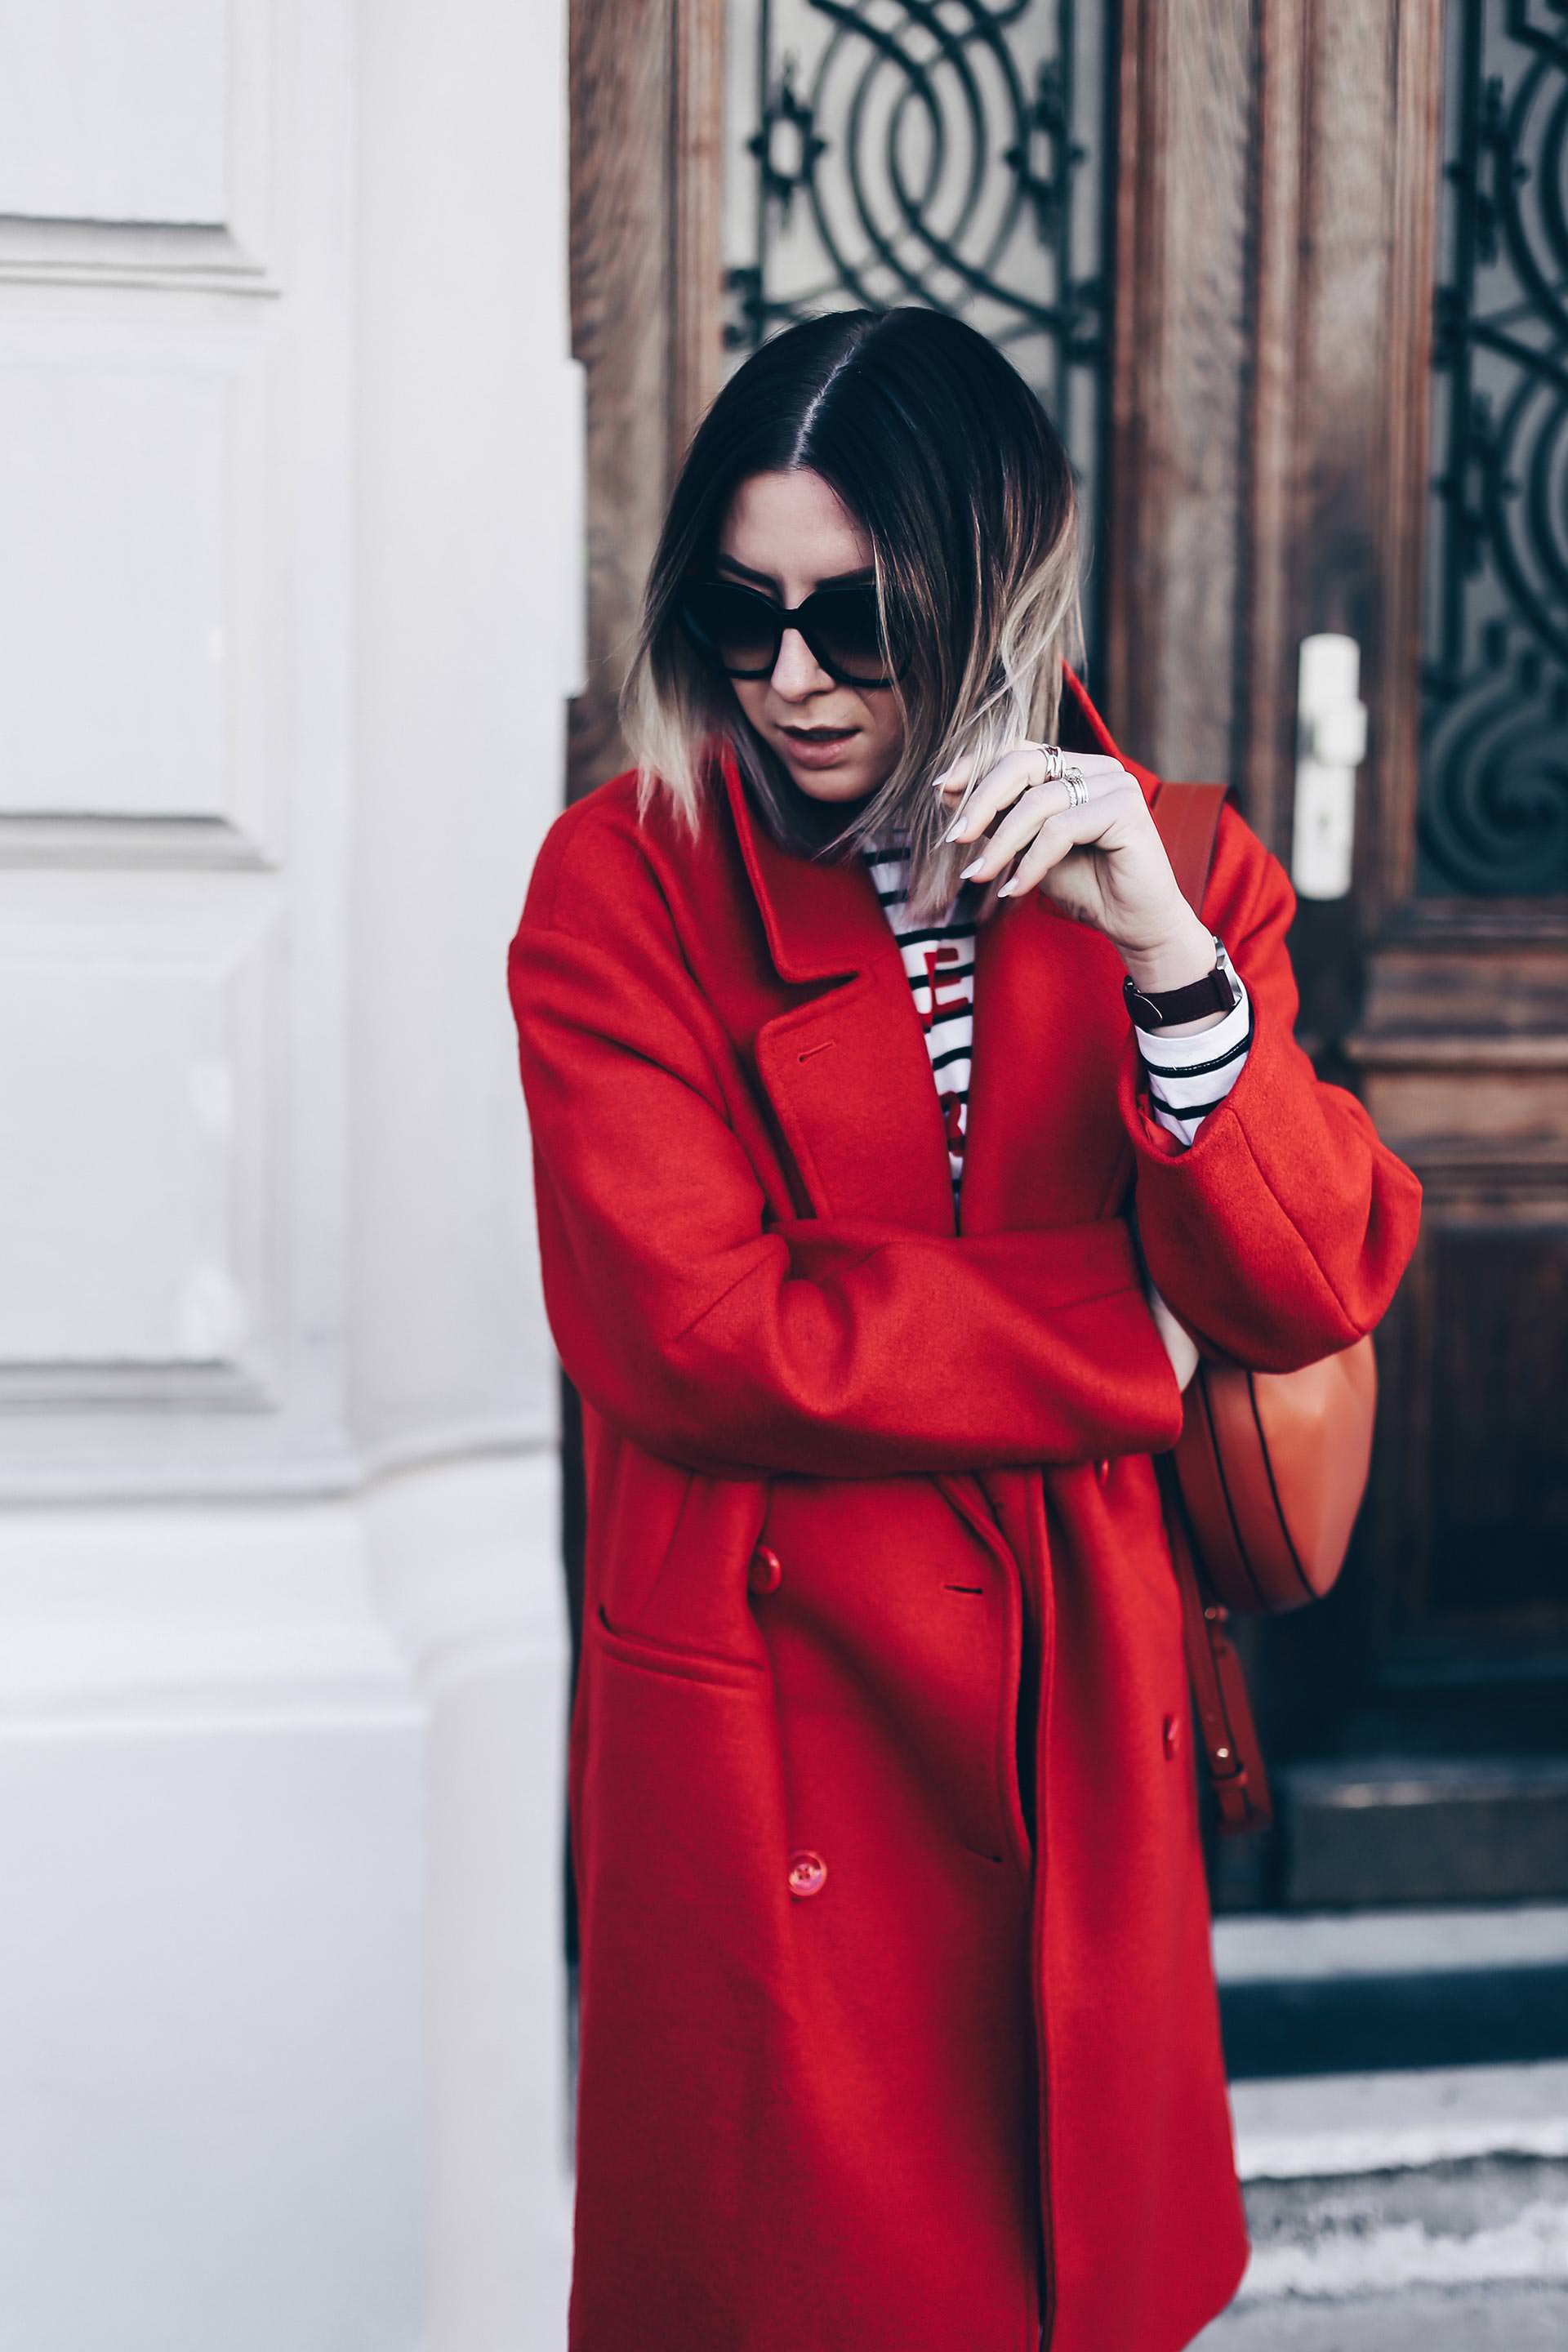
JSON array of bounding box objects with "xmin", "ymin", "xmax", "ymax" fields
[
  {"xmin": 1192, "ymin": 2060, "xmax": 1568, "ymax": 2341},
  {"xmin": 1196, "ymin": 2281, "xmax": 1568, "ymax": 2348},
  {"xmin": 1278, "ymin": 1755, "xmax": 1568, "ymax": 1909},
  {"xmin": 1200, "ymin": 1913, "xmax": 1568, "ymax": 2336},
  {"xmin": 1214, "ymin": 1900, "xmax": 1568, "ymax": 2078}
]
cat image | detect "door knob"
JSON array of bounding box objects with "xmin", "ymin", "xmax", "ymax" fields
[{"xmin": 1291, "ymin": 635, "xmax": 1367, "ymax": 901}]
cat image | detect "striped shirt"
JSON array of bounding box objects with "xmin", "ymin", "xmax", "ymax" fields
[
  {"xmin": 860, "ymin": 828, "xmax": 1254, "ymax": 1192},
  {"xmin": 860, "ymin": 835, "xmax": 982, "ymax": 1199}
]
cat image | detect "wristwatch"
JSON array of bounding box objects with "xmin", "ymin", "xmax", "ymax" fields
[{"xmin": 1123, "ymin": 936, "xmax": 1238, "ymax": 1034}]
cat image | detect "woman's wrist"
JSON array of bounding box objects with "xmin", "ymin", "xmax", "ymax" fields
[
  {"xmin": 1120, "ymin": 908, "xmax": 1220, "ymax": 996},
  {"xmin": 1121, "ymin": 914, "xmax": 1236, "ymax": 1040}
]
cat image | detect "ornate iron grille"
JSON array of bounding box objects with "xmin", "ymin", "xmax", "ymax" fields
[
  {"xmin": 1419, "ymin": 0, "xmax": 1568, "ymax": 895},
  {"xmin": 722, "ymin": 0, "xmax": 1115, "ymax": 670}
]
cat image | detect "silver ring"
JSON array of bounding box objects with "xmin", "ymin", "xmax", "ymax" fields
[
  {"xmin": 1030, "ymin": 742, "xmax": 1065, "ymax": 783},
  {"xmin": 1062, "ymin": 765, "xmax": 1088, "ymax": 808}
]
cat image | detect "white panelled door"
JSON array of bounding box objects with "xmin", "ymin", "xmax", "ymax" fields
[{"xmin": 0, "ymin": 4, "xmax": 575, "ymax": 2348}]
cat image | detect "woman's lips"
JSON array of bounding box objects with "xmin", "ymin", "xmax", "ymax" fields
[{"xmin": 779, "ymin": 725, "xmax": 859, "ymax": 769}]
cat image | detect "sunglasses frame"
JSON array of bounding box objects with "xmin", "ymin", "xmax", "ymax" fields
[{"xmin": 676, "ymin": 575, "xmax": 907, "ymax": 689}]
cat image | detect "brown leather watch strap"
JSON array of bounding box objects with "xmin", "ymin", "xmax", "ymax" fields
[{"xmin": 1124, "ymin": 951, "xmax": 1236, "ymax": 1032}]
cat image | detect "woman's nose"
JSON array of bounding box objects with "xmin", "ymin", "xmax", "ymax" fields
[{"xmin": 770, "ymin": 626, "xmax": 832, "ymax": 698}]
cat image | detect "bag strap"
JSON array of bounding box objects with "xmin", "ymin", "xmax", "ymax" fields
[
  {"xmin": 1156, "ymin": 1455, "xmax": 1273, "ymax": 1833},
  {"xmin": 1151, "ymin": 778, "xmax": 1230, "ymax": 916},
  {"xmin": 1147, "ymin": 779, "xmax": 1274, "ymax": 1836}
]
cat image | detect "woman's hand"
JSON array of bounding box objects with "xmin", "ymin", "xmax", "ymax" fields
[{"xmin": 936, "ymin": 746, "xmax": 1214, "ymax": 996}]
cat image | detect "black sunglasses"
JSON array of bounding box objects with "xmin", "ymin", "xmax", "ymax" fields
[{"xmin": 676, "ymin": 576, "xmax": 907, "ymax": 688}]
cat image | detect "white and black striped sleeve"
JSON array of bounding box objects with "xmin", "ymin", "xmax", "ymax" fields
[{"xmin": 1134, "ymin": 956, "xmax": 1254, "ymax": 1148}]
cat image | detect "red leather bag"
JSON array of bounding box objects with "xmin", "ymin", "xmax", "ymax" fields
[{"xmin": 1148, "ymin": 782, "xmax": 1379, "ymax": 1836}]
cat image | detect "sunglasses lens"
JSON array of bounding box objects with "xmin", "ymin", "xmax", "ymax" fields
[
  {"xmin": 806, "ymin": 587, "xmax": 892, "ymax": 683},
  {"xmin": 679, "ymin": 578, "xmax": 904, "ymax": 684},
  {"xmin": 679, "ymin": 582, "xmax": 779, "ymax": 675}
]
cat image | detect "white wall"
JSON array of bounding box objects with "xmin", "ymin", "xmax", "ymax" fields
[{"xmin": 0, "ymin": 2, "xmax": 576, "ymax": 2345}]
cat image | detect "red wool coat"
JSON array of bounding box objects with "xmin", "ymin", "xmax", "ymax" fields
[{"xmin": 507, "ymin": 667, "xmax": 1422, "ymax": 2352}]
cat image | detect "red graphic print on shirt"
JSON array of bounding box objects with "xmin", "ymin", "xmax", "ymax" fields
[{"xmin": 919, "ymin": 943, "xmax": 969, "ymax": 1034}]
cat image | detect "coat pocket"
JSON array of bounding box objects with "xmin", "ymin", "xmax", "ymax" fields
[
  {"xmin": 594, "ymin": 1458, "xmax": 773, "ymax": 1670},
  {"xmin": 595, "ymin": 1601, "xmax": 768, "ymax": 1690}
]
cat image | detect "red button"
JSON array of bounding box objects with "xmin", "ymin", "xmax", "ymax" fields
[
  {"xmin": 1095, "ymin": 1458, "xmax": 1111, "ymax": 1486},
  {"xmin": 748, "ymin": 1544, "xmax": 783, "ymax": 1594},
  {"xmin": 1163, "ymin": 1713, "xmax": 1181, "ymax": 1759},
  {"xmin": 786, "ymin": 1850, "xmax": 827, "ymax": 1898}
]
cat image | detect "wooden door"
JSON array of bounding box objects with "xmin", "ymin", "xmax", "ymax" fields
[
  {"xmin": 1113, "ymin": 0, "xmax": 1568, "ymax": 1909},
  {"xmin": 570, "ymin": 0, "xmax": 1568, "ymax": 1914}
]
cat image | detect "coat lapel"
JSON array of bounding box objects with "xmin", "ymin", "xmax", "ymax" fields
[
  {"xmin": 720, "ymin": 743, "xmax": 958, "ymax": 1236},
  {"xmin": 719, "ymin": 667, "xmax": 1161, "ymax": 1243}
]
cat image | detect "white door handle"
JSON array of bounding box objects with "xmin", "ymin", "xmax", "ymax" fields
[{"xmin": 1291, "ymin": 634, "xmax": 1367, "ymax": 901}]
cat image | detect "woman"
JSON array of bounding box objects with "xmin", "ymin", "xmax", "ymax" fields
[{"xmin": 508, "ymin": 309, "xmax": 1421, "ymax": 2352}]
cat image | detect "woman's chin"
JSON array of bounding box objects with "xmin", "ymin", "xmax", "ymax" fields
[
  {"xmin": 781, "ymin": 752, "xmax": 884, "ymax": 802},
  {"xmin": 791, "ymin": 775, "xmax": 871, "ymax": 804}
]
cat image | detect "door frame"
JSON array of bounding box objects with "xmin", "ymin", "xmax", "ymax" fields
[{"xmin": 567, "ymin": 0, "xmax": 726, "ymax": 813}]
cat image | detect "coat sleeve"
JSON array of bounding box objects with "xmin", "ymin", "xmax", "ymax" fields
[
  {"xmin": 508, "ymin": 829, "xmax": 1183, "ymax": 1481},
  {"xmin": 1120, "ymin": 806, "xmax": 1423, "ymax": 1372}
]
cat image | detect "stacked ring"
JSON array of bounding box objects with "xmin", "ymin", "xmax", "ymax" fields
[{"xmin": 1063, "ymin": 766, "xmax": 1089, "ymax": 809}]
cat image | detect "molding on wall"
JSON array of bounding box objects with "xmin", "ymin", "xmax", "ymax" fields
[
  {"xmin": 0, "ymin": 0, "xmax": 276, "ymax": 283},
  {"xmin": 0, "ymin": 219, "xmax": 277, "ymax": 293},
  {"xmin": 0, "ymin": 1447, "xmax": 564, "ymax": 1731},
  {"xmin": 0, "ymin": 814, "xmax": 276, "ymax": 869}
]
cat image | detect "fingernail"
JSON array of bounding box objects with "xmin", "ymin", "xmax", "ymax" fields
[
  {"xmin": 960, "ymin": 858, "xmax": 985, "ymax": 880},
  {"xmin": 945, "ymin": 818, "xmax": 969, "ymax": 841}
]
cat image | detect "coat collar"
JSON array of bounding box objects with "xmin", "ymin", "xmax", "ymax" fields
[
  {"xmin": 719, "ymin": 664, "xmax": 1158, "ymax": 1240},
  {"xmin": 719, "ymin": 663, "xmax": 1155, "ymax": 990}
]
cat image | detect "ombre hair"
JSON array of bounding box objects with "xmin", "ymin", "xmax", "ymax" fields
[{"xmin": 620, "ymin": 305, "xmax": 1087, "ymax": 924}]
